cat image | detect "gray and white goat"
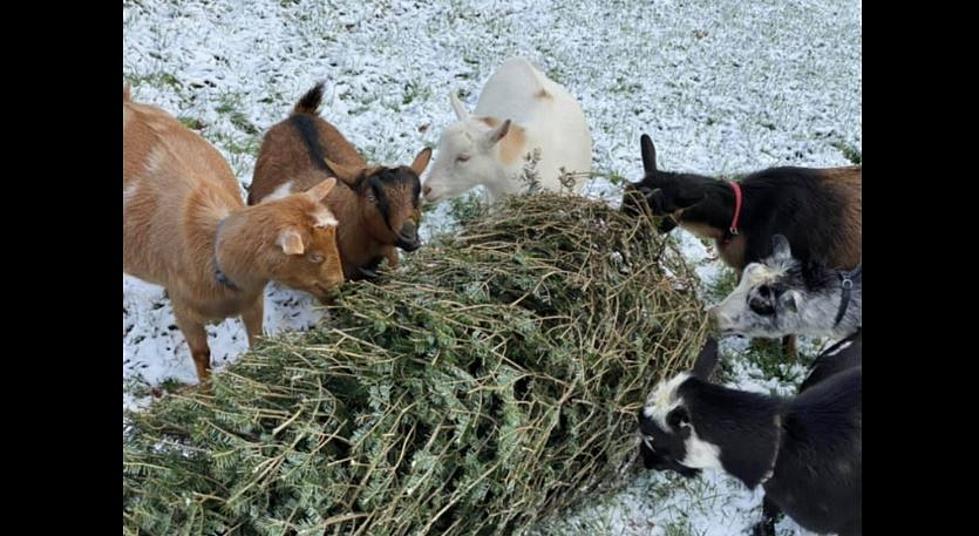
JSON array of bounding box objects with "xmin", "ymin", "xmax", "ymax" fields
[{"xmin": 709, "ymin": 235, "xmax": 861, "ymax": 340}]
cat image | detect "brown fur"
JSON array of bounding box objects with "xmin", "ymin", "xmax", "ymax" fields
[
  {"xmin": 124, "ymin": 90, "xmax": 344, "ymax": 384},
  {"xmin": 476, "ymin": 116, "xmax": 527, "ymax": 166},
  {"xmin": 816, "ymin": 166, "xmax": 862, "ymax": 270},
  {"xmin": 498, "ymin": 123, "xmax": 527, "ymax": 167},
  {"xmin": 250, "ymin": 91, "xmax": 431, "ymax": 280},
  {"xmin": 675, "ymin": 166, "xmax": 861, "ymax": 272}
]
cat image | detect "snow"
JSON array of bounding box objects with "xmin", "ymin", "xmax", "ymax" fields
[{"xmin": 123, "ymin": 0, "xmax": 860, "ymax": 533}]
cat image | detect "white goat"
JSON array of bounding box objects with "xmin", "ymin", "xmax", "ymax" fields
[{"xmin": 422, "ymin": 57, "xmax": 593, "ymax": 204}]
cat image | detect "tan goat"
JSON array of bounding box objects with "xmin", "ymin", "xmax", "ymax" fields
[{"xmin": 123, "ymin": 83, "xmax": 344, "ymax": 384}]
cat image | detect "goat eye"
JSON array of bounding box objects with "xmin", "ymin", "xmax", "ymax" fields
[
  {"xmin": 456, "ymin": 155, "xmax": 470, "ymax": 163},
  {"xmin": 667, "ymin": 408, "xmax": 688, "ymax": 429},
  {"xmin": 309, "ymin": 252, "xmax": 324, "ymax": 263}
]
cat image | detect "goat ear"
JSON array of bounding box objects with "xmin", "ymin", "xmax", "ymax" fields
[
  {"xmin": 691, "ymin": 337, "xmax": 720, "ymax": 380},
  {"xmin": 771, "ymin": 234, "xmax": 793, "ymax": 261},
  {"xmin": 485, "ymin": 119, "xmax": 511, "ymax": 146},
  {"xmin": 450, "ymin": 91, "xmax": 470, "ymax": 120},
  {"xmin": 305, "ymin": 177, "xmax": 337, "ymax": 202},
  {"xmin": 641, "ymin": 134, "xmax": 657, "ymax": 174},
  {"xmin": 778, "ymin": 290, "xmax": 801, "ymax": 313},
  {"xmin": 323, "ymin": 158, "xmax": 363, "ymax": 186},
  {"xmin": 410, "ymin": 147, "xmax": 433, "ymax": 176},
  {"xmin": 277, "ymin": 228, "xmax": 305, "ymax": 255}
]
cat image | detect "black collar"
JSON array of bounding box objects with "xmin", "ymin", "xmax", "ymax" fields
[
  {"xmin": 833, "ymin": 264, "xmax": 861, "ymax": 327},
  {"xmin": 213, "ymin": 218, "xmax": 240, "ymax": 291}
]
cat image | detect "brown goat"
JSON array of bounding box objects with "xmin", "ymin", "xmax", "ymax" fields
[
  {"xmin": 124, "ymin": 84, "xmax": 345, "ymax": 384},
  {"xmin": 249, "ymin": 82, "xmax": 431, "ymax": 280}
]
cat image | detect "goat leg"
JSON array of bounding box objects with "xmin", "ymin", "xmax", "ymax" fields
[
  {"xmin": 751, "ymin": 497, "xmax": 780, "ymax": 536},
  {"xmin": 782, "ymin": 334, "xmax": 798, "ymax": 361},
  {"xmin": 241, "ymin": 296, "xmax": 265, "ymax": 348},
  {"xmin": 385, "ymin": 246, "xmax": 400, "ymax": 269},
  {"xmin": 173, "ymin": 307, "xmax": 212, "ymax": 392}
]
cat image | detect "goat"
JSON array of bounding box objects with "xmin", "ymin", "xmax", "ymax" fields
[
  {"xmin": 422, "ymin": 57, "xmax": 592, "ymax": 204},
  {"xmin": 622, "ymin": 135, "xmax": 861, "ymax": 357},
  {"xmin": 249, "ymin": 82, "xmax": 431, "ymax": 281},
  {"xmin": 124, "ymin": 85, "xmax": 344, "ymax": 384},
  {"xmin": 709, "ymin": 235, "xmax": 861, "ymax": 341},
  {"xmin": 639, "ymin": 338, "xmax": 862, "ymax": 536}
]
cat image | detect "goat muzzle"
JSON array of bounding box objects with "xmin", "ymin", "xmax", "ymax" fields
[{"xmin": 395, "ymin": 221, "xmax": 421, "ymax": 252}]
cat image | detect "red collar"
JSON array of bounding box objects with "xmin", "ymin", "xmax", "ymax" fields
[{"xmin": 725, "ymin": 180, "xmax": 743, "ymax": 242}]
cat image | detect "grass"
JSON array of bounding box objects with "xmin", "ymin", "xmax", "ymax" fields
[
  {"xmin": 177, "ymin": 116, "xmax": 206, "ymax": 130},
  {"xmin": 129, "ymin": 71, "xmax": 182, "ymax": 90},
  {"xmin": 216, "ymin": 92, "xmax": 260, "ymax": 135},
  {"xmin": 831, "ymin": 141, "xmax": 862, "ymax": 164}
]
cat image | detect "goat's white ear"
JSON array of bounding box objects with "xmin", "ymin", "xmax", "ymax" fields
[
  {"xmin": 485, "ymin": 119, "xmax": 511, "ymax": 146},
  {"xmin": 771, "ymin": 235, "xmax": 793, "ymax": 261},
  {"xmin": 450, "ymin": 92, "xmax": 469, "ymax": 120},
  {"xmin": 306, "ymin": 177, "xmax": 337, "ymax": 202},
  {"xmin": 277, "ymin": 228, "xmax": 305, "ymax": 255},
  {"xmin": 691, "ymin": 337, "xmax": 721, "ymax": 380},
  {"xmin": 779, "ymin": 290, "xmax": 802, "ymax": 313}
]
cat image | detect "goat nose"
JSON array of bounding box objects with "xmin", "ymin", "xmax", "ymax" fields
[{"xmin": 423, "ymin": 185, "xmax": 432, "ymax": 196}]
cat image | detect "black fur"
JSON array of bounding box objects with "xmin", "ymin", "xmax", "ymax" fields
[
  {"xmin": 294, "ymin": 81, "xmax": 325, "ymax": 114},
  {"xmin": 638, "ymin": 337, "xmax": 862, "ymax": 536},
  {"xmin": 768, "ymin": 368, "xmax": 861, "ymax": 535},
  {"xmin": 680, "ymin": 379, "xmax": 782, "ymax": 489},
  {"xmin": 623, "ymin": 134, "xmax": 853, "ymax": 267},
  {"xmin": 289, "ymin": 114, "xmax": 332, "ymax": 174},
  {"xmin": 800, "ymin": 329, "xmax": 862, "ymax": 392}
]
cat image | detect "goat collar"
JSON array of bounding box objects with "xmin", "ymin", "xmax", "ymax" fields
[
  {"xmin": 213, "ymin": 218, "xmax": 240, "ymax": 291},
  {"xmin": 833, "ymin": 264, "xmax": 862, "ymax": 327},
  {"xmin": 722, "ymin": 180, "xmax": 743, "ymax": 243}
]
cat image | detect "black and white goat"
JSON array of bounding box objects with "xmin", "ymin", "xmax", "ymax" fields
[
  {"xmin": 638, "ymin": 338, "xmax": 862, "ymax": 536},
  {"xmin": 709, "ymin": 235, "xmax": 862, "ymax": 341}
]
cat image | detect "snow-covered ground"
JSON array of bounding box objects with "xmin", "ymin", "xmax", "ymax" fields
[{"xmin": 123, "ymin": 0, "xmax": 860, "ymax": 533}]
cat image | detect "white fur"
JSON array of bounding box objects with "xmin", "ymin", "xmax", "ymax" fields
[
  {"xmin": 262, "ymin": 180, "xmax": 294, "ymax": 203},
  {"xmin": 311, "ymin": 206, "xmax": 338, "ymax": 228},
  {"xmin": 123, "ymin": 180, "xmax": 139, "ymax": 208},
  {"xmin": 423, "ymin": 57, "xmax": 592, "ymax": 204},
  {"xmin": 681, "ymin": 428, "xmax": 723, "ymax": 469},
  {"xmin": 643, "ymin": 372, "xmax": 690, "ymax": 429},
  {"xmin": 643, "ymin": 372, "xmax": 724, "ymax": 470},
  {"xmin": 824, "ymin": 340, "xmax": 852, "ymax": 357}
]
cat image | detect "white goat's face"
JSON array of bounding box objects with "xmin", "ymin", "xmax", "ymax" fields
[
  {"xmin": 422, "ymin": 93, "xmax": 512, "ymax": 204},
  {"xmin": 424, "ymin": 120, "xmax": 513, "ymax": 204}
]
